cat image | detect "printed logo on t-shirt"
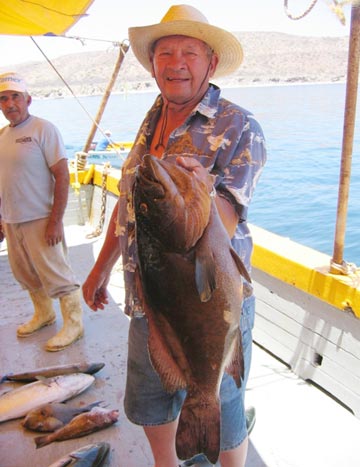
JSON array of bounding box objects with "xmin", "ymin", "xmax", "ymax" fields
[{"xmin": 15, "ymin": 136, "xmax": 32, "ymax": 144}]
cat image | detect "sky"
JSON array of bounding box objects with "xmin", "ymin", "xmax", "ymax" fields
[{"xmin": 0, "ymin": 0, "xmax": 353, "ymax": 67}]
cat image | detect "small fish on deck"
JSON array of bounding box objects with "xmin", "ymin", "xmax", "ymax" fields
[
  {"xmin": 35, "ymin": 406, "xmax": 119, "ymax": 449},
  {"xmin": 22, "ymin": 400, "xmax": 103, "ymax": 432},
  {"xmin": 0, "ymin": 373, "xmax": 95, "ymax": 423},
  {"xmin": 0, "ymin": 361, "xmax": 105, "ymax": 383},
  {"xmin": 47, "ymin": 441, "xmax": 110, "ymax": 466}
]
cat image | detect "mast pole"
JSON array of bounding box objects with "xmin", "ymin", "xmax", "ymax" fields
[
  {"xmin": 330, "ymin": 1, "xmax": 360, "ymax": 274},
  {"xmin": 82, "ymin": 40, "xmax": 129, "ymax": 153}
]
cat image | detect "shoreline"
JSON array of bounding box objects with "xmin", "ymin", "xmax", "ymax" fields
[{"xmin": 30, "ymin": 78, "xmax": 347, "ymax": 101}]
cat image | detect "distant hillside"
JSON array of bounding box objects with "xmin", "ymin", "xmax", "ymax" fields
[{"xmin": 1, "ymin": 32, "xmax": 349, "ymax": 98}]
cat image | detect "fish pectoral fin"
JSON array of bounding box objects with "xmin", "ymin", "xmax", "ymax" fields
[
  {"xmin": 144, "ymin": 301, "xmax": 187, "ymax": 393},
  {"xmin": 230, "ymin": 247, "xmax": 251, "ymax": 283},
  {"xmin": 195, "ymin": 250, "xmax": 216, "ymax": 303}
]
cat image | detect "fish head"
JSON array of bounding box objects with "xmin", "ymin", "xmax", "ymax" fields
[
  {"xmin": 72, "ymin": 442, "xmax": 111, "ymax": 464},
  {"xmin": 134, "ymin": 154, "xmax": 211, "ymax": 252},
  {"xmin": 22, "ymin": 410, "xmax": 63, "ymax": 432}
]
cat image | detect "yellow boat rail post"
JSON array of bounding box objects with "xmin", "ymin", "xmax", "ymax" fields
[{"xmin": 330, "ymin": 1, "xmax": 360, "ymax": 275}]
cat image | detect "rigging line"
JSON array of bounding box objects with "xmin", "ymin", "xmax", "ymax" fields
[
  {"xmin": 60, "ymin": 34, "xmax": 122, "ymax": 46},
  {"xmin": 284, "ymin": 0, "xmax": 318, "ymax": 20},
  {"xmin": 29, "ymin": 36, "xmax": 124, "ymax": 136}
]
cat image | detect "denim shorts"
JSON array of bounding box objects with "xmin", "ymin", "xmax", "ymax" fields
[{"xmin": 124, "ymin": 295, "xmax": 255, "ymax": 462}]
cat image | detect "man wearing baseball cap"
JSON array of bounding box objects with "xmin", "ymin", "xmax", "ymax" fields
[
  {"xmin": 83, "ymin": 5, "xmax": 266, "ymax": 466},
  {"xmin": 0, "ymin": 72, "xmax": 28, "ymax": 94},
  {"xmin": 0, "ymin": 71, "xmax": 84, "ymax": 352}
]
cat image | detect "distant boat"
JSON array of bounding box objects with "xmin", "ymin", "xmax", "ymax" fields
[{"xmin": 73, "ymin": 141, "xmax": 133, "ymax": 169}]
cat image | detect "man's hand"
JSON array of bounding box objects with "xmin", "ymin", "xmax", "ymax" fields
[
  {"xmin": 176, "ymin": 156, "xmax": 215, "ymax": 193},
  {"xmin": 176, "ymin": 156, "xmax": 238, "ymax": 237},
  {"xmin": 45, "ymin": 219, "xmax": 64, "ymax": 246},
  {"xmin": 82, "ymin": 270, "xmax": 110, "ymax": 311}
]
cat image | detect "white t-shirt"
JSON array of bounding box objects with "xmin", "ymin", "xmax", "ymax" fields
[{"xmin": 0, "ymin": 115, "xmax": 67, "ymax": 223}]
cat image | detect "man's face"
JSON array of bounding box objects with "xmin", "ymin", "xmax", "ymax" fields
[
  {"xmin": 151, "ymin": 35, "xmax": 218, "ymax": 106},
  {"xmin": 0, "ymin": 91, "xmax": 31, "ymax": 127}
]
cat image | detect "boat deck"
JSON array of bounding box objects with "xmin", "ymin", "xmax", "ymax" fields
[{"xmin": 1, "ymin": 224, "xmax": 360, "ymax": 467}]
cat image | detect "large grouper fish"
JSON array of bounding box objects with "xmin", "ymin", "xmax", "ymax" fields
[{"xmin": 133, "ymin": 154, "xmax": 251, "ymax": 464}]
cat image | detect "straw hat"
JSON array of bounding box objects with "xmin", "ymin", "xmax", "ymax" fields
[
  {"xmin": 128, "ymin": 4, "xmax": 243, "ymax": 78},
  {"xmin": 0, "ymin": 72, "xmax": 28, "ymax": 93}
]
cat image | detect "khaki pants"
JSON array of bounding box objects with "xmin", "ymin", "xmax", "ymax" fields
[{"xmin": 3, "ymin": 218, "xmax": 79, "ymax": 298}]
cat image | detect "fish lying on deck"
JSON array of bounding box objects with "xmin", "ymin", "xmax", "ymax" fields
[
  {"xmin": 0, "ymin": 361, "xmax": 105, "ymax": 383},
  {"xmin": 35, "ymin": 407, "xmax": 119, "ymax": 448},
  {"xmin": 0, "ymin": 373, "xmax": 95, "ymax": 423},
  {"xmin": 22, "ymin": 400, "xmax": 103, "ymax": 432},
  {"xmin": 133, "ymin": 155, "xmax": 251, "ymax": 464},
  {"xmin": 47, "ymin": 442, "xmax": 110, "ymax": 466}
]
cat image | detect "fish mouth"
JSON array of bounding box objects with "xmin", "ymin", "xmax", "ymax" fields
[
  {"xmin": 137, "ymin": 154, "xmax": 177, "ymax": 200},
  {"xmin": 136, "ymin": 166, "xmax": 165, "ymax": 200}
]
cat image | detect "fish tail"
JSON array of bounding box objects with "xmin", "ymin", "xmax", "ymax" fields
[
  {"xmin": 176, "ymin": 392, "xmax": 220, "ymax": 465},
  {"xmin": 34, "ymin": 433, "xmax": 52, "ymax": 449}
]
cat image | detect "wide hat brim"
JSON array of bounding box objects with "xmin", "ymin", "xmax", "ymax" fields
[{"xmin": 128, "ymin": 20, "xmax": 243, "ymax": 79}]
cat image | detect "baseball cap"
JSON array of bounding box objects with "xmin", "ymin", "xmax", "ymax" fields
[{"xmin": 0, "ymin": 72, "xmax": 28, "ymax": 93}]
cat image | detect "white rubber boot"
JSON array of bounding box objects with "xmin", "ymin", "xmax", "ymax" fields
[
  {"xmin": 17, "ymin": 289, "xmax": 56, "ymax": 337},
  {"xmin": 45, "ymin": 289, "xmax": 84, "ymax": 352}
]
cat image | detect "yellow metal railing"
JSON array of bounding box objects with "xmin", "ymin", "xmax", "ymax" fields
[{"xmin": 70, "ymin": 165, "xmax": 360, "ymax": 319}]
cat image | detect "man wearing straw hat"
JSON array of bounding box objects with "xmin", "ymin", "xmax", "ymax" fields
[{"xmin": 83, "ymin": 4, "xmax": 266, "ymax": 466}]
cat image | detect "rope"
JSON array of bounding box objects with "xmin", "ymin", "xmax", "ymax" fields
[
  {"xmin": 284, "ymin": 0, "xmax": 319, "ymax": 20},
  {"xmin": 29, "ymin": 36, "xmax": 127, "ymax": 140},
  {"xmin": 60, "ymin": 34, "xmax": 122, "ymax": 47},
  {"xmin": 86, "ymin": 162, "xmax": 111, "ymax": 239}
]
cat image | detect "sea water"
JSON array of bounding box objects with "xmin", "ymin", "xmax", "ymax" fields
[{"xmin": 30, "ymin": 83, "xmax": 359, "ymax": 265}]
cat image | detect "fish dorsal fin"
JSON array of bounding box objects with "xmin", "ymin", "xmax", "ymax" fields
[
  {"xmin": 230, "ymin": 247, "xmax": 251, "ymax": 283},
  {"xmin": 195, "ymin": 248, "xmax": 216, "ymax": 303}
]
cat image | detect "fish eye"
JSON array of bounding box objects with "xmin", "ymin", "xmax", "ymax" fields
[{"xmin": 139, "ymin": 203, "xmax": 148, "ymax": 214}]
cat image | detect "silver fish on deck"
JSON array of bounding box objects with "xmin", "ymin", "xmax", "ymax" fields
[
  {"xmin": 22, "ymin": 400, "xmax": 102, "ymax": 432},
  {"xmin": 47, "ymin": 442, "xmax": 110, "ymax": 466},
  {"xmin": 1, "ymin": 361, "xmax": 105, "ymax": 383},
  {"xmin": 35, "ymin": 406, "xmax": 119, "ymax": 449},
  {"xmin": 0, "ymin": 373, "xmax": 95, "ymax": 423},
  {"xmin": 134, "ymin": 155, "xmax": 251, "ymax": 464}
]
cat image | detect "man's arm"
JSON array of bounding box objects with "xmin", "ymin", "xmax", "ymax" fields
[
  {"xmin": 0, "ymin": 216, "xmax": 4, "ymax": 242},
  {"xmin": 82, "ymin": 202, "xmax": 122, "ymax": 311},
  {"xmin": 47, "ymin": 158, "xmax": 69, "ymax": 246}
]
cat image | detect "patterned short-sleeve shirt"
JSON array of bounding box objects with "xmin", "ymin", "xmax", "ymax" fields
[{"xmin": 117, "ymin": 84, "xmax": 266, "ymax": 316}]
